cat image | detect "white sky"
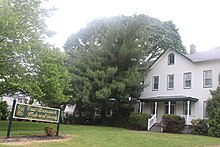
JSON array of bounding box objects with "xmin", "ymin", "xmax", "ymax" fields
[{"xmin": 45, "ymin": 0, "xmax": 220, "ymax": 53}]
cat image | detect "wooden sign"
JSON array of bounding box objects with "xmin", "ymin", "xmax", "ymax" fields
[{"xmin": 13, "ymin": 103, "xmax": 60, "ymax": 123}]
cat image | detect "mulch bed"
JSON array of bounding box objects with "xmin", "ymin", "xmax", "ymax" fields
[{"xmin": 0, "ymin": 135, "xmax": 65, "ymax": 143}]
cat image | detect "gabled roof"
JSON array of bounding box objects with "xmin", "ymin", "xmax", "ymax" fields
[
  {"xmin": 185, "ymin": 47, "xmax": 220, "ymax": 62},
  {"xmin": 148, "ymin": 48, "xmax": 192, "ymax": 68},
  {"xmin": 149, "ymin": 47, "xmax": 220, "ymax": 68}
]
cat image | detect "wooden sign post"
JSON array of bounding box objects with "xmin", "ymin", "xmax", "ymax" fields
[{"xmin": 7, "ymin": 99, "xmax": 16, "ymax": 138}]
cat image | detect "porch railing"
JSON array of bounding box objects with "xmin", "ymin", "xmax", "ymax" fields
[
  {"xmin": 147, "ymin": 114, "xmax": 156, "ymax": 130},
  {"xmin": 179, "ymin": 115, "xmax": 196, "ymax": 125}
]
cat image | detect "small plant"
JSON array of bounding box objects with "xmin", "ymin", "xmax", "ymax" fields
[
  {"xmin": 161, "ymin": 114, "xmax": 185, "ymax": 133},
  {"xmin": 129, "ymin": 113, "xmax": 151, "ymax": 130},
  {"xmin": 191, "ymin": 119, "xmax": 208, "ymax": 136},
  {"xmin": 44, "ymin": 126, "xmax": 55, "ymax": 136}
]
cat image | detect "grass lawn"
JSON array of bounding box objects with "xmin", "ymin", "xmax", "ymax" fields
[{"xmin": 0, "ymin": 120, "xmax": 220, "ymax": 147}]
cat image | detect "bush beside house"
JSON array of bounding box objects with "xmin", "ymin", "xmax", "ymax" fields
[
  {"xmin": 129, "ymin": 113, "xmax": 151, "ymax": 130},
  {"xmin": 191, "ymin": 119, "xmax": 208, "ymax": 135},
  {"xmin": 161, "ymin": 114, "xmax": 185, "ymax": 133}
]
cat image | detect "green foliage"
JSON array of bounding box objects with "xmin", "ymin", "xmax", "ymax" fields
[
  {"xmin": 207, "ymin": 75, "xmax": 220, "ymax": 137},
  {"xmin": 107, "ymin": 104, "xmax": 134, "ymax": 128},
  {"xmin": 129, "ymin": 113, "xmax": 151, "ymax": 130},
  {"xmin": 0, "ymin": 0, "xmax": 70, "ymax": 106},
  {"xmin": 0, "ymin": 100, "xmax": 9, "ymax": 120},
  {"xmin": 191, "ymin": 119, "xmax": 208, "ymax": 136},
  {"xmin": 0, "ymin": 0, "xmax": 49, "ymax": 95},
  {"xmin": 29, "ymin": 46, "xmax": 71, "ymax": 107},
  {"xmin": 44, "ymin": 126, "xmax": 55, "ymax": 136},
  {"xmin": 161, "ymin": 114, "xmax": 185, "ymax": 133},
  {"xmin": 64, "ymin": 14, "xmax": 185, "ymax": 122}
]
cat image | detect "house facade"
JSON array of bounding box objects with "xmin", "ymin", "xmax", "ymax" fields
[
  {"xmin": 138, "ymin": 46, "xmax": 220, "ymax": 130},
  {"xmin": 1, "ymin": 94, "xmax": 30, "ymax": 111}
]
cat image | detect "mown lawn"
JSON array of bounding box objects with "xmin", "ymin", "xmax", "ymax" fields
[{"xmin": 0, "ymin": 120, "xmax": 220, "ymax": 147}]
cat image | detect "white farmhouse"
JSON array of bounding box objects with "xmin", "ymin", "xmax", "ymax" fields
[
  {"xmin": 138, "ymin": 45, "xmax": 220, "ymax": 130},
  {"xmin": 1, "ymin": 94, "xmax": 30, "ymax": 110}
]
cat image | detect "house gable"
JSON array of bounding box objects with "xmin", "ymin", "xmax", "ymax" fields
[{"xmin": 149, "ymin": 48, "xmax": 192, "ymax": 69}]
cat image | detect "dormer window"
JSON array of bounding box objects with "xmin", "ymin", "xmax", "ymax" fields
[{"xmin": 168, "ymin": 53, "xmax": 175, "ymax": 65}]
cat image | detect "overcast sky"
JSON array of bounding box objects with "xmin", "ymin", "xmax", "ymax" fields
[{"xmin": 45, "ymin": 0, "xmax": 220, "ymax": 53}]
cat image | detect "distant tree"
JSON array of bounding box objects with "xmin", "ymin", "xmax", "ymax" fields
[
  {"xmin": 64, "ymin": 14, "xmax": 185, "ymax": 123},
  {"xmin": 207, "ymin": 75, "xmax": 220, "ymax": 137},
  {"xmin": 0, "ymin": 101, "xmax": 8, "ymax": 120},
  {"xmin": 0, "ymin": 0, "xmax": 48, "ymax": 95},
  {"xmin": 0, "ymin": 0, "xmax": 70, "ymax": 107},
  {"xmin": 25, "ymin": 45, "xmax": 71, "ymax": 107}
]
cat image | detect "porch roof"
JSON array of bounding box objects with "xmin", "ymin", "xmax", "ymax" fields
[{"xmin": 138, "ymin": 95, "xmax": 198, "ymax": 102}]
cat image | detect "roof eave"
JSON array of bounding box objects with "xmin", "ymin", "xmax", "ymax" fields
[{"xmin": 138, "ymin": 96, "xmax": 198, "ymax": 102}]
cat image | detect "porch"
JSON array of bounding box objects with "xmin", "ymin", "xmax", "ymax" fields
[{"xmin": 138, "ymin": 95, "xmax": 198, "ymax": 131}]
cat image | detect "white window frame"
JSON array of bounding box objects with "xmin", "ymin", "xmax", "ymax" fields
[
  {"xmin": 203, "ymin": 70, "xmax": 212, "ymax": 88},
  {"xmin": 168, "ymin": 53, "xmax": 175, "ymax": 65},
  {"xmin": 167, "ymin": 74, "xmax": 174, "ymax": 90},
  {"xmin": 152, "ymin": 76, "xmax": 159, "ymax": 91},
  {"xmin": 184, "ymin": 72, "xmax": 192, "ymax": 89}
]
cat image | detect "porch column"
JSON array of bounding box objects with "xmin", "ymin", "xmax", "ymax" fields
[
  {"xmin": 139, "ymin": 102, "xmax": 142, "ymax": 113},
  {"xmin": 168, "ymin": 101, "xmax": 171, "ymax": 114},
  {"xmin": 187, "ymin": 100, "xmax": 190, "ymax": 124},
  {"xmin": 154, "ymin": 102, "xmax": 157, "ymax": 115}
]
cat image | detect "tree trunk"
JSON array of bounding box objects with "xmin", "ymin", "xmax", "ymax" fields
[{"xmin": 77, "ymin": 99, "xmax": 83, "ymax": 123}]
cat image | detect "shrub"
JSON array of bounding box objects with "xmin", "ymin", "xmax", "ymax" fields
[
  {"xmin": 64, "ymin": 115, "xmax": 75, "ymax": 124},
  {"xmin": 44, "ymin": 126, "xmax": 55, "ymax": 136},
  {"xmin": 161, "ymin": 114, "xmax": 185, "ymax": 133},
  {"xmin": 191, "ymin": 119, "xmax": 208, "ymax": 135},
  {"xmin": 0, "ymin": 101, "xmax": 9, "ymax": 120},
  {"xmin": 109, "ymin": 105, "xmax": 133, "ymax": 128},
  {"xmin": 129, "ymin": 113, "xmax": 151, "ymax": 130}
]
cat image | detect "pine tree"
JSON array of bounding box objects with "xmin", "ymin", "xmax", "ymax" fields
[
  {"xmin": 207, "ymin": 75, "xmax": 220, "ymax": 137},
  {"xmin": 64, "ymin": 14, "xmax": 185, "ymax": 123}
]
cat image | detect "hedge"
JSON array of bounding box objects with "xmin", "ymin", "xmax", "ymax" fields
[
  {"xmin": 129, "ymin": 113, "xmax": 151, "ymax": 130},
  {"xmin": 161, "ymin": 114, "xmax": 185, "ymax": 133}
]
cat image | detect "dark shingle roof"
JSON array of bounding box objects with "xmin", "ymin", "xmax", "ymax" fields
[
  {"xmin": 149, "ymin": 47, "xmax": 220, "ymax": 68},
  {"xmin": 185, "ymin": 47, "xmax": 220, "ymax": 62},
  {"xmin": 139, "ymin": 95, "xmax": 198, "ymax": 102}
]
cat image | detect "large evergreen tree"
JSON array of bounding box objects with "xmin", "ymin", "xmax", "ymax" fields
[
  {"xmin": 207, "ymin": 75, "xmax": 220, "ymax": 137},
  {"xmin": 64, "ymin": 14, "xmax": 185, "ymax": 122}
]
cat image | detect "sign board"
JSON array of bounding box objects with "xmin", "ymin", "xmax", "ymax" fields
[{"xmin": 13, "ymin": 103, "xmax": 60, "ymax": 123}]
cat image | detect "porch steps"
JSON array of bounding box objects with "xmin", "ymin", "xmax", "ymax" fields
[{"xmin": 149, "ymin": 123, "xmax": 161, "ymax": 132}]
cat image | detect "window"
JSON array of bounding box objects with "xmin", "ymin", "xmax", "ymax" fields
[
  {"xmin": 18, "ymin": 98, "xmax": 23, "ymax": 103},
  {"xmin": 167, "ymin": 74, "xmax": 174, "ymax": 90},
  {"xmin": 165, "ymin": 101, "xmax": 176, "ymax": 114},
  {"xmin": 183, "ymin": 101, "xmax": 191, "ymax": 115},
  {"xmin": 203, "ymin": 70, "xmax": 212, "ymax": 88},
  {"xmin": 152, "ymin": 76, "xmax": 159, "ymax": 91},
  {"xmin": 184, "ymin": 72, "xmax": 191, "ymax": 89},
  {"xmin": 203, "ymin": 101, "xmax": 209, "ymax": 118},
  {"xmin": 168, "ymin": 53, "xmax": 175, "ymax": 65}
]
